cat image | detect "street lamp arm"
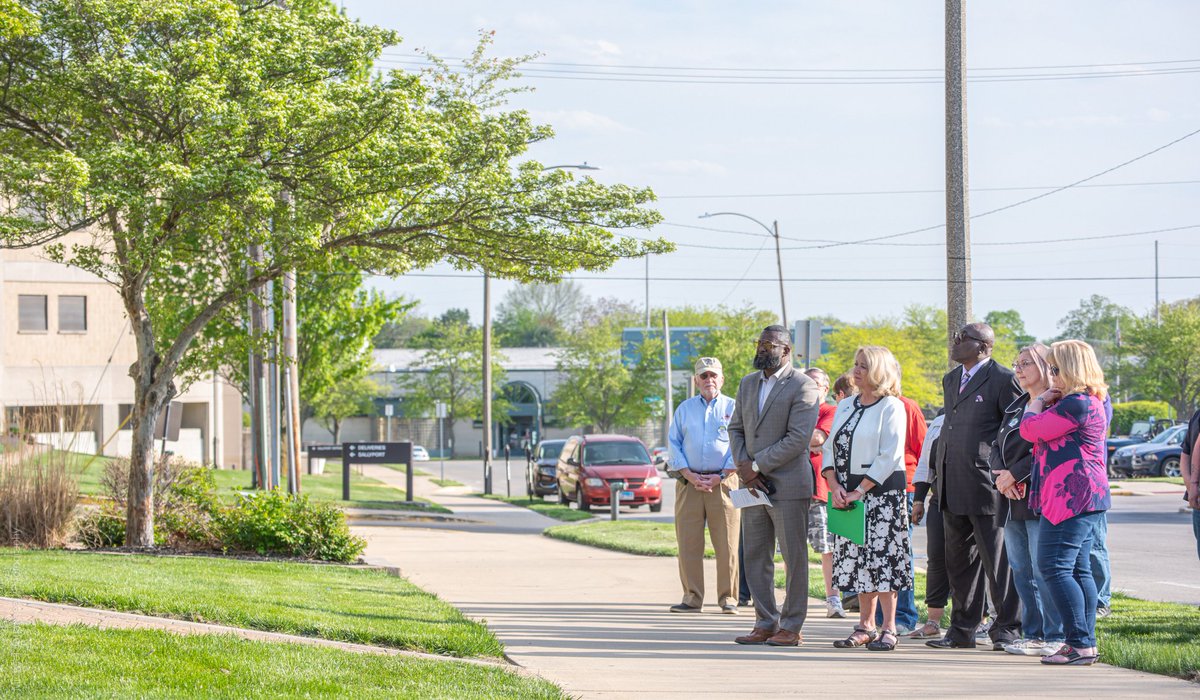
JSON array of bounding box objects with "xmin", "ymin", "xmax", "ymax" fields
[
  {"xmin": 699, "ymin": 211, "xmax": 774, "ymax": 237},
  {"xmin": 542, "ymin": 162, "xmax": 600, "ymax": 171}
]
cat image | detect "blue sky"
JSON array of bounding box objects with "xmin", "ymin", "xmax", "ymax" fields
[{"xmin": 344, "ymin": 1, "xmax": 1200, "ymax": 339}]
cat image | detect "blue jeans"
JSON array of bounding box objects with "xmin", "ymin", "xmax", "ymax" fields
[
  {"xmin": 1004, "ymin": 518, "xmax": 1064, "ymax": 643},
  {"xmin": 1038, "ymin": 511, "xmax": 1101, "ymax": 649},
  {"xmin": 1193, "ymin": 507, "xmax": 1200, "ymax": 561},
  {"xmin": 874, "ymin": 493, "xmax": 919, "ymax": 630},
  {"xmin": 1089, "ymin": 512, "xmax": 1111, "ymax": 608}
]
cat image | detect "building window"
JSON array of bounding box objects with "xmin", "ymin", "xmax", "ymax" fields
[
  {"xmin": 18, "ymin": 294, "xmax": 48, "ymax": 332},
  {"xmin": 59, "ymin": 295, "xmax": 88, "ymax": 332}
]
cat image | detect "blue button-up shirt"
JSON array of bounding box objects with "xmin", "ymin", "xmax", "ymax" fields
[{"xmin": 668, "ymin": 393, "xmax": 736, "ymax": 474}]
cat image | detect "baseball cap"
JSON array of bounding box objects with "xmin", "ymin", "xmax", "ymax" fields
[{"xmin": 694, "ymin": 357, "xmax": 723, "ymax": 375}]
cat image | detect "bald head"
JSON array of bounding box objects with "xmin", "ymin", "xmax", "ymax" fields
[{"xmin": 952, "ymin": 322, "xmax": 995, "ymax": 366}]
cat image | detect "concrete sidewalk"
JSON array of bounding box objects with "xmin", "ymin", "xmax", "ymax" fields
[{"xmin": 357, "ymin": 466, "xmax": 1198, "ymax": 698}]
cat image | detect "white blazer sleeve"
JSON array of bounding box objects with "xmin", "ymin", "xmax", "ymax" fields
[{"xmin": 865, "ymin": 398, "xmax": 906, "ymax": 487}]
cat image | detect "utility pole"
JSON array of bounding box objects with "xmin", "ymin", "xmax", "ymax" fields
[
  {"xmin": 247, "ymin": 245, "xmax": 268, "ymax": 488},
  {"xmin": 266, "ymin": 279, "xmax": 281, "ymax": 490},
  {"xmin": 644, "ymin": 256, "xmax": 651, "ymax": 329},
  {"xmin": 211, "ymin": 373, "xmax": 222, "ymax": 468},
  {"xmin": 282, "ymin": 269, "xmax": 301, "ymax": 494},
  {"xmin": 773, "ymin": 221, "xmax": 787, "ymax": 330},
  {"xmin": 1154, "ymin": 240, "xmax": 1161, "ymax": 324},
  {"xmin": 662, "ymin": 311, "xmax": 673, "ymax": 448},
  {"xmin": 482, "ymin": 274, "xmax": 493, "ymax": 494},
  {"xmin": 945, "ymin": 0, "xmax": 972, "ymax": 365}
]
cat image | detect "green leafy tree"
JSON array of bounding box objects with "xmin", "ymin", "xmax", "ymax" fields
[
  {"xmin": 309, "ymin": 374, "xmax": 379, "ymax": 444},
  {"xmin": 985, "ymin": 309, "xmax": 1036, "ymax": 351},
  {"xmin": 398, "ymin": 318, "xmax": 508, "ymax": 456},
  {"xmin": 373, "ymin": 314, "xmax": 432, "ymax": 349},
  {"xmin": 815, "ymin": 305, "xmax": 947, "ymax": 409},
  {"xmin": 0, "ymin": 2, "xmax": 666, "ymax": 546},
  {"xmin": 1054, "ymin": 295, "xmax": 1134, "ymax": 391},
  {"xmin": 495, "ymin": 281, "xmax": 586, "ymax": 347},
  {"xmin": 1124, "ymin": 300, "xmax": 1200, "ymax": 417},
  {"xmin": 686, "ymin": 305, "xmax": 778, "ymax": 388},
  {"xmin": 552, "ymin": 318, "xmax": 664, "ymax": 433}
]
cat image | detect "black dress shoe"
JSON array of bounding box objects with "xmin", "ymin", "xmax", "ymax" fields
[{"xmin": 925, "ymin": 637, "xmax": 977, "ymax": 649}]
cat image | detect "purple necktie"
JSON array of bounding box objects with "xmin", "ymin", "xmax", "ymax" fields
[{"xmin": 959, "ymin": 369, "xmax": 971, "ymax": 394}]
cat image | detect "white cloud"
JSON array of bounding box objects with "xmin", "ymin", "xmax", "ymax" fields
[
  {"xmin": 646, "ymin": 159, "xmax": 728, "ymax": 176},
  {"xmin": 530, "ymin": 109, "xmax": 635, "ymax": 135},
  {"xmin": 1145, "ymin": 108, "xmax": 1172, "ymax": 123}
]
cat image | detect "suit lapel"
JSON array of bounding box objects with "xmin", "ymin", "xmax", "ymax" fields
[{"xmin": 755, "ymin": 364, "xmax": 793, "ymax": 428}]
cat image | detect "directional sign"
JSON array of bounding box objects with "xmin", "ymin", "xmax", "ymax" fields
[
  {"xmin": 343, "ymin": 442, "xmax": 411, "ymax": 464},
  {"xmin": 306, "ymin": 444, "xmax": 343, "ymax": 459}
]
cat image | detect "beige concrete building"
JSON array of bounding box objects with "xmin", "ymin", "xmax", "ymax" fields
[{"xmin": 1, "ymin": 234, "xmax": 243, "ymax": 466}]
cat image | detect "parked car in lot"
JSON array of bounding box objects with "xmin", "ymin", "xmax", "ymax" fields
[
  {"xmin": 1106, "ymin": 418, "xmax": 1179, "ymax": 466},
  {"xmin": 557, "ymin": 434, "xmax": 663, "ymax": 512},
  {"xmin": 411, "ymin": 445, "xmax": 430, "ymax": 461},
  {"xmin": 1109, "ymin": 423, "xmax": 1187, "ymax": 478},
  {"xmin": 527, "ymin": 439, "xmax": 566, "ymax": 497}
]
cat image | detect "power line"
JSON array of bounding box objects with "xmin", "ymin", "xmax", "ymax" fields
[
  {"xmin": 657, "ymin": 178, "xmax": 1200, "ymax": 200},
  {"xmin": 380, "ymin": 52, "xmax": 1200, "ymax": 74},
  {"xmin": 645, "ymin": 222, "xmax": 1200, "ymax": 251},
  {"xmin": 394, "ymin": 272, "xmax": 1200, "ymax": 284}
]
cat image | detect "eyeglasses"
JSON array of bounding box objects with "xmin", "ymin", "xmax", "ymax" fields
[
  {"xmin": 953, "ymin": 331, "xmax": 987, "ymax": 345},
  {"xmin": 1012, "ymin": 360, "xmax": 1035, "ymax": 370},
  {"xmin": 1049, "ymin": 365, "xmax": 1060, "ymax": 376},
  {"xmin": 697, "ymin": 372, "xmax": 720, "ymax": 380},
  {"xmin": 754, "ymin": 340, "xmax": 787, "ymax": 351}
]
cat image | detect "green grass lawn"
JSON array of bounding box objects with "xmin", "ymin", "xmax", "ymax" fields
[
  {"xmin": 0, "ymin": 622, "xmax": 565, "ymax": 699},
  {"xmin": 430, "ymin": 478, "xmax": 464, "ymax": 487},
  {"xmin": 0, "ymin": 549, "xmax": 500, "ymax": 658},
  {"xmin": 64, "ymin": 452, "xmax": 447, "ymax": 513},
  {"xmin": 484, "ymin": 494, "xmax": 594, "ymax": 522},
  {"xmin": 543, "ymin": 519, "xmax": 818, "ymax": 563},
  {"xmin": 1097, "ymin": 593, "xmax": 1200, "ymax": 680}
]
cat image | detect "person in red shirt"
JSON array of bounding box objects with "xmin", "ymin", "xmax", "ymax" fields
[
  {"xmin": 893, "ymin": 389, "xmax": 928, "ymax": 633},
  {"xmin": 805, "ymin": 368, "xmax": 844, "ymax": 618}
]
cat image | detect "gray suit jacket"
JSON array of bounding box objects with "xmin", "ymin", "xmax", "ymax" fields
[{"xmin": 728, "ymin": 362, "xmax": 821, "ymax": 500}]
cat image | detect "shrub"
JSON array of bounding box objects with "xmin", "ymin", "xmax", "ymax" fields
[
  {"xmin": 1111, "ymin": 401, "xmax": 1175, "ymax": 436},
  {"xmin": 158, "ymin": 466, "xmax": 222, "ymax": 548},
  {"xmin": 218, "ymin": 490, "xmax": 365, "ymax": 563},
  {"xmin": 75, "ymin": 506, "xmax": 127, "ymax": 548},
  {"xmin": 0, "ymin": 451, "xmax": 78, "ymax": 547}
]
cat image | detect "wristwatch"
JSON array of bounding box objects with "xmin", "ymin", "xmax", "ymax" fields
[{"xmin": 751, "ymin": 460, "xmax": 760, "ymax": 473}]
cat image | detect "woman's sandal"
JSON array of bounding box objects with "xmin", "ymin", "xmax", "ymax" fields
[
  {"xmin": 867, "ymin": 629, "xmax": 898, "ymax": 651},
  {"xmin": 833, "ymin": 627, "xmax": 879, "ymax": 648},
  {"xmin": 907, "ymin": 621, "xmax": 941, "ymax": 639}
]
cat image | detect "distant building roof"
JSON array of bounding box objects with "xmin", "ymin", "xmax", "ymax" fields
[{"xmin": 373, "ymin": 346, "xmax": 563, "ymax": 373}]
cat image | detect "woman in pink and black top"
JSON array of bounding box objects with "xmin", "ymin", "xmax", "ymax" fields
[{"xmin": 1018, "ymin": 339, "xmax": 1111, "ymax": 666}]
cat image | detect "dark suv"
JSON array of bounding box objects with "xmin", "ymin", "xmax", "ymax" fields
[
  {"xmin": 556, "ymin": 434, "xmax": 663, "ymax": 512},
  {"xmin": 526, "ymin": 439, "xmax": 566, "ymax": 497}
]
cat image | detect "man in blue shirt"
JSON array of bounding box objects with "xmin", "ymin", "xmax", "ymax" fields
[{"xmin": 668, "ymin": 357, "xmax": 740, "ymax": 614}]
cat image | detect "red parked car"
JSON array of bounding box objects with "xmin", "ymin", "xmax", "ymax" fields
[{"xmin": 556, "ymin": 434, "xmax": 663, "ymax": 512}]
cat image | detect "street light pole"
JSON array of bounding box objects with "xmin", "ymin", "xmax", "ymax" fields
[
  {"xmin": 945, "ymin": 0, "xmax": 973, "ymax": 365},
  {"xmin": 699, "ymin": 212, "xmax": 788, "ymax": 329}
]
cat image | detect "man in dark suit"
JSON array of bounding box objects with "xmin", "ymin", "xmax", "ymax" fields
[
  {"xmin": 927, "ymin": 322, "xmax": 1022, "ymax": 651},
  {"xmin": 728, "ymin": 325, "xmax": 820, "ymax": 647}
]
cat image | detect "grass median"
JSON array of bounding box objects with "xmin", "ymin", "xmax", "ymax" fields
[
  {"xmin": 0, "ymin": 549, "xmax": 499, "ymax": 657},
  {"xmin": 483, "ymin": 494, "xmax": 594, "ymax": 522},
  {"xmin": 66, "ymin": 452, "xmax": 447, "ymax": 513},
  {"xmin": 0, "ymin": 622, "xmax": 566, "ymax": 699},
  {"xmin": 543, "ymin": 520, "xmax": 817, "ymax": 563}
]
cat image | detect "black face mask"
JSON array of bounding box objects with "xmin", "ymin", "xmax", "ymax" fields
[{"xmin": 753, "ymin": 350, "xmax": 783, "ymax": 371}]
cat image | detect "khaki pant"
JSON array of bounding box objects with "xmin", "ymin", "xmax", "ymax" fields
[{"xmin": 675, "ymin": 473, "xmax": 741, "ymax": 608}]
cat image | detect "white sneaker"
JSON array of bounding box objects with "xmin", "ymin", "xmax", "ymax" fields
[
  {"xmin": 825, "ymin": 596, "xmax": 847, "ymax": 618},
  {"xmin": 1004, "ymin": 639, "xmax": 1048, "ymax": 656}
]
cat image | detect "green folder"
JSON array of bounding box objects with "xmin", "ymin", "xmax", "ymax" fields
[{"xmin": 827, "ymin": 501, "xmax": 866, "ymax": 545}]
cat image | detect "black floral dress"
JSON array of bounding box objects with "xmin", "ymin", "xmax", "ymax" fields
[{"xmin": 830, "ymin": 398, "xmax": 914, "ymax": 593}]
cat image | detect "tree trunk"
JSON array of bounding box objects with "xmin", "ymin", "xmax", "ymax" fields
[
  {"xmin": 125, "ymin": 354, "xmax": 174, "ymax": 547},
  {"xmin": 332, "ymin": 418, "xmax": 341, "ymax": 445},
  {"xmin": 445, "ymin": 417, "xmax": 456, "ymax": 459}
]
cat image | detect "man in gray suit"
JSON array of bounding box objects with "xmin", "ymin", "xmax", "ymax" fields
[{"xmin": 728, "ymin": 325, "xmax": 821, "ymax": 646}]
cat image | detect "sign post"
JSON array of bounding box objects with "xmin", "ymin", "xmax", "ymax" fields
[
  {"xmin": 436, "ymin": 401, "xmax": 447, "ymax": 482},
  {"xmin": 342, "ymin": 441, "xmax": 413, "ymax": 501}
]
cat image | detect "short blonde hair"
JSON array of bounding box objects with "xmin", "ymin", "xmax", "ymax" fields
[
  {"xmin": 855, "ymin": 345, "xmax": 902, "ymax": 398},
  {"xmin": 1049, "ymin": 340, "xmax": 1108, "ymax": 400}
]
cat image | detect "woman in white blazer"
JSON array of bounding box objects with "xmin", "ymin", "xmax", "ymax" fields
[{"xmin": 822, "ymin": 345, "xmax": 914, "ymax": 652}]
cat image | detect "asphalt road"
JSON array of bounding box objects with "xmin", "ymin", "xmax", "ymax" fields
[{"xmin": 414, "ymin": 457, "xmax": 1198, "ymax": 606}]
